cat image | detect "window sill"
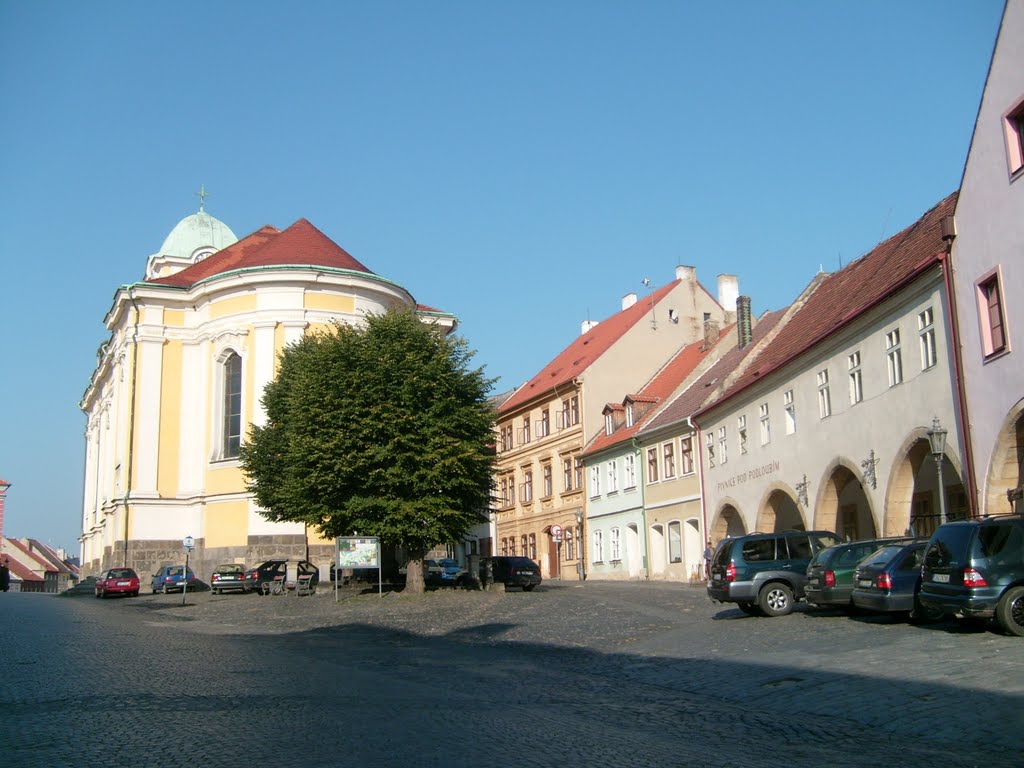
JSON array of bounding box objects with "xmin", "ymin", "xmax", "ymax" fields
[
  {"xmin": 209, "ymin": 457, "xmax": 241, "ymax": 468},
  {"xmin": 983, "ymin": 347, "xmax": 1010, "ymax": 364}
]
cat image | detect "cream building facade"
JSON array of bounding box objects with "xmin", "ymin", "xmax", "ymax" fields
[
  {"xmin": 493, "ymin": 268, "xmax": 737, "ymax": 580},
  {"xmin": 80, "ymin": 207, "xmax": 454, "ymax": 579}
]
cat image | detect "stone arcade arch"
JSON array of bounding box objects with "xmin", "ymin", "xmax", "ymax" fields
[
  {"xmin": 985, "ymin": 402, "xmax": 1024, "ymax": 516},
  {"xmin": 885, "ymin": 429, "xmax": 967, "ymax": 539},
  {"xmin": 710, "ymin": 502, "xmax": 745, "ymax": 543},
  {"xmin": 814, "ymin": 460, "xmax": 877, "ymax": 540},
  {"xmin": 649, "ymin": 524, "xmax": 666, "ymax": 576},
  {"xmin": 756, "ymin": 485, "xmax": 805, "ymax": 532}
]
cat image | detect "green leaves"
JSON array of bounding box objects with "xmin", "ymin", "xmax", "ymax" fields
[{"xmin": 240, "ymin": 308, "xmax": 496, "ymax": 555}]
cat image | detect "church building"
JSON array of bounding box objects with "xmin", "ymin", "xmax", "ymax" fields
[{"xmin": 80, "ymin": 202, "xmax": 455, "ymax": 579}]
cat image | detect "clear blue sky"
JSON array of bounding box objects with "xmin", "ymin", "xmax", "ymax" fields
[{"xmin": 0, "ymin": 1, "xmax": 1004, "ymax": 553}]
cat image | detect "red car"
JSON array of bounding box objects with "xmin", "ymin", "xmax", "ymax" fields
[{"xmin": 95, "ymin": 567, "xmax": 140, "ymax": 598}]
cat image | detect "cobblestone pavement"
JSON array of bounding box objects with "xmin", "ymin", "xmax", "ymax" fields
[{"xmin": 2, "ymin": 580, "xmax": 1021, "ymax": 767}]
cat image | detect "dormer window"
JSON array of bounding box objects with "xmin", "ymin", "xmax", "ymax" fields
[
  {"xmin": 626, "ymin": 403, "xmax": 635, "ymax": 427},
  {"xmin": 605, "ymin": 412, "xmax": 614, "ymax": 435}
]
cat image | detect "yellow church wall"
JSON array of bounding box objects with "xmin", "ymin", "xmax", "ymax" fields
[
  {"xmin": 209, "ymin": 295, "xmax": 257, "ymax": 319},
  {"xmin": 305, "ymin": 292, "xmax": 355, "ymax": 314},
  {"xmin": 203, "ymin": 500, "xmax": 249, "ymax": 548},
  {"xmin": 163, "ymin": 309, "xmax": 185, "ymax": 328},
  {"xmin": 205, "ymin": 465, "xmax": 247, "ymax": 496},
  {"xmin": 157, "ymin": 340, "xmax": 183, "ymax": 497}
]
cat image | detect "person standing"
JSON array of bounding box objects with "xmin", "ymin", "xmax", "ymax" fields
[{"xmin": 703, "ymin": 540, "xmax": 713, "ymax": 580}]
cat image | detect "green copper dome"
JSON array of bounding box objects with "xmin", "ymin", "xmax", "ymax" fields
[{"xmin": 158, "ymin": 210, "xmax": 238, "ymax": 260}]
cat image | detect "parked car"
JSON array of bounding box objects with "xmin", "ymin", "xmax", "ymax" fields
[
  {"xmin": 805, "ymin": 537, "xmax": 912, "ymax": 611},
  {"xmin": 425, "ymin": 558, "xmax": 469, "ymax": 587},
  {"xmin": 246, "ymin": 559, "xmax": 320, "ymax": 595},
  {"xmin": 707, "ymin": 530, "xmax": 841, "ymax": 617},
  {"xmin": 480, "ymin": 556, "xmax": 542, "ymax": 591},
  {"xmin": 95, "ymin": 567, "xmax": 140, "ymax": 598},
  {"xmin": 919, "ymin": 514, "xmax": 1024, "ymax": 637},
  {"xmin": 151, "ymin": 565, "xmax": 199, "ymax": 594},
  {"xmin": 851, "ymin": 540, "xmax": 941, "ymax": 623},
  {"xmin": 210, "ymin": 563, "xmax": 250, "ymax": 594}
]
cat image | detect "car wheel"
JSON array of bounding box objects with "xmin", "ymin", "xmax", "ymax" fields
[
  {"xmin": 522, "ymin": 584, "xmax": 535, "ymax": 592},
  {"xmin": 910, "ymin": 595, "xmax": 943, "ymax": 624},
  {"xmin": 758, "ymin": 583, "xmax": 794, "ymax": 617},
  {"xmin": 736, "ymin": 602, "xmax": 762, "ymax": 616},
  {"xmin": 995, "ymin": 586, "xmax": 1024, "ymax": 637}
]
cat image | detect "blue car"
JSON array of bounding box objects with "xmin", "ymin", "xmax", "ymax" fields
[
  {"xmin": 851, "ymin": 541, "xmax": 942, "ymax": 623},
  {"xmin": 151, "ymin": 565, "xmax": 199, "ymax": 594}
]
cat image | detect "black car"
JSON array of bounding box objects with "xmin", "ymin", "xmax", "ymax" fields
[
  {"xmin": 481, "ymin": 556, "xmax": 541, "ymax": 591},
  {"xmin": 246, "ymin": 559, "xmax": 320, "ymax": 595},
  {"xmin": 707, "ymin": 530, "xmax": 841, "ymax": 617},
  {"xmin": 851, "ymin": 540, "xmax": 942, "ymax": 623},
  {"xmin": 805, "ymin": 537, "xmax": 912, "ymax": 611},
  {"xmin": 919, "ymin": 514, "xmax": 1024, "ymax": 637}
]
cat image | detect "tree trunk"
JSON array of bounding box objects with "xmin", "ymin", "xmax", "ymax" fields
[{"xmin": 404, "ymin": 555, "xmax": 426, "ymax": 594}]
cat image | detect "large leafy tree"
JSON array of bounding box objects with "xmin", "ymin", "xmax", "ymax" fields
[{"xmin": 241, "ymin": 309, "xmax": 495, "ymax": 593}]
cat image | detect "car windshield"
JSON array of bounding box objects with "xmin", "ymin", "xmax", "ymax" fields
[
  {"xmin": 438, "ymin": 559, "xmax": 459, "ymax": 568},
  {"xmin": 109, "ymin": 569, "xmax": 134, "ymax": 578},
  {"xmin": 217, "ymin": 564, "xmax": 244, "ymax": 573}
]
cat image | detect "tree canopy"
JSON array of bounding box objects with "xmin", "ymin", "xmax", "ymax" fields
[{"xmin": 241, "ymin": 309, "xmax": 495, "ymax": 588}]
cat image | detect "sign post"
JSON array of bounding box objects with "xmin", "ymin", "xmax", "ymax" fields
[
  {"xmin": 335, "ymin": 537, "xmax": 381, "ymax": 600},
  {"xmin": 181, "ymin": 535, "xmax": 194, "ymax": 606}
]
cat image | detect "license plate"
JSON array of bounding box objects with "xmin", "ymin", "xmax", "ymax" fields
[
  {"xmin": 932, "ymin": 573, "xmax": 950, "ymax": 583},
  {"xmin": 857, "ymin": 579, "xmax": 872, "ymax": 588},
  {"xmin": 808, "ymin": 578, "xmax": 819, "ymax": 586},
  {"xmin": 117, "ymin": 581, "xmax": 130, "ymax": 586}
]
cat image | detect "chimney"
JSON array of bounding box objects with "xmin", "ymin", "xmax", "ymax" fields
[
  {"xmin": 737, "ymin": 296, "xmax": 753, "ymax": 349},
  {"xmin": 622, "ymin": 293, "xmax": 638, "ymax": 310},
  {"xmin": 581, "ymin": 320, "xmax": 600, "ymax": 335},
  {"xmin": 718, "ymin": 274, "xmax": 739, "ymax": 321},
  {"xmin": 703, "ymin": 318, "xmax": 720, "ymax": 347},
  {"xmin": 675, "ymin": 265, "xmax": 696, "ymax": 282}
]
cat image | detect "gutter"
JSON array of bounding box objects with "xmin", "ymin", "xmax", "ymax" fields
[{"xmin": 939, "ymin": 246, "xmax": 979, "ymax": 515}]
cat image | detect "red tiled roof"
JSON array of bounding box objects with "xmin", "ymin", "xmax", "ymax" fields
[
  {"xmin": 3, "ymin": 536, "xmax": 53, "ymax": 570},
  {"xmin": 148, "ymin": 218, "xmax": 375, "ymax": 288},
  {"xmin": 584, "ymin": 329, "xmax": 733, "ymax": 456},
  {"xmin": 4, "ymin": 558, "xmax": 43, "ymax": 582},
  {"xmin": 500, "ymin": 280, "xmax": 681, "ymax": 413},
  {"xmin": 642, "ymin": 309, "xmax": 788, "ymax": 434},
  {"xmin": 24, "ymin": 539, "xmax": 73, "ymax": 573},
  {"xmin": 700, "ymin": 192, "xmax": 957, "ymax": 414}
]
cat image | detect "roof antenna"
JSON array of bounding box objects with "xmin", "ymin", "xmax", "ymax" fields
[{"xmin": 642, "ymin": 277, "xmax": 657, "ymax": 331}]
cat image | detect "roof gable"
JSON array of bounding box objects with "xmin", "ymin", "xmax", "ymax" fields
[
  {"xmin": 584, "ymin": 329, "xmax": 733, "ymax": 456},
  {"xmin": 500, "ymin": 280, "xmax": 681, "ymax": 413}
]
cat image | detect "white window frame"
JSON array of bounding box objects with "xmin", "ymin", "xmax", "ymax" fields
[
  {"xmin": 607, "ymin": 459, "xmax": 618, "ymax": 493},
  {"xmin": 590, "ymin": 465, "xmax": 601, "ymax": 497},
  {"xmin": 610, "ymin": 527, "xmax": 621, "ymax": 561},
  {"xmin": 593, "ymin": 529, "xmax": 604, "ymax": 563},
  {"xmin": 705, "ymin": 431, "xmax": 715, "ymax": 467},
  {"xmin": 663, "ymin": 441, "xmax": 676, "ymax": 479},
  {"xmin": 214, "ymin": 348, "xmax": 244, "ymax": 461},
  {"xmin": 783, "ymin": 390, "xmax": 795, "ymax": 435},
  {"xmin": 817, "ymin": 369, "xmax": 831, "ymax": 419},
  {"xmin": 681, "ymin": 436, "xmax": 694, "ymax": 475},
  {"xmin": 918, "ymin": 308, "xmax": 937, "ymax": 370},
  {"xmin": 737, "ymin": 415, "xmax": 747, "ymax": 455},
  {"xmin": 759, "ymin": 403, "xmax": 771, "ymax": 445},
  {"xmin": 886, "ymin": 328, "xmax": 903, "ymax": 386},
  {"xmin": 848, "ymin": 352, "xmax": 863, "ymax": 405},
  {"xmin": 718, "ymin": 426, "xmax": 728, "ymax": 464},
  {"xmin": 624, "ymin": 453, "xmax": 636, "ymax": 489}
]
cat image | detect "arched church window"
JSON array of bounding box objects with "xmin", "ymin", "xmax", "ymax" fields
[{"xmin": 222, "ymin": 352, "xmax": 242, "ymax": 459}]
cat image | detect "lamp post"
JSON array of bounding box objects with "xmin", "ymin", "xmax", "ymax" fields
[{"xmin": 927, "ymin": 417, "xmax": 948, "ymax": 525}]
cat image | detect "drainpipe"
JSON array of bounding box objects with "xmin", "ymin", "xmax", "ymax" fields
[
  {"xmin": 692, "ymin": 416, "xmax": 710, "ymax": 540},
  {"xmin": 939, "ymin": 242, "xmax": 978, "ymax": 517},
  {"xmin": 122, "ymin": 288, "xmax": 140, "ymax": 567},
  {"xmin": 631, "ymin": 437, "xmax": 650, "ymax": 580}
]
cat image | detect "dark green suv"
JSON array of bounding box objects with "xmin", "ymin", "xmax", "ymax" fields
[
  {"xmin": 919, "ymin": 514, "xmax": 1024, "ymax": 637},
  {"xmin": 805, "ymin": 537, "xmax": 913, "ymax": 611},
  {"xmin": 707, "ymin": 530, "xmax": 840, "ymax": 617}
]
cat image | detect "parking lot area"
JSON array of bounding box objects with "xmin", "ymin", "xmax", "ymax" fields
[{"xmin": 4, "ymin": 580, "xmax": 1022, "ymax": 766}]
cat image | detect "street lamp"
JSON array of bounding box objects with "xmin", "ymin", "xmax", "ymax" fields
[{"xmin": 927, "ymin": 417, "xmax": 948, "ymax": 525}]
